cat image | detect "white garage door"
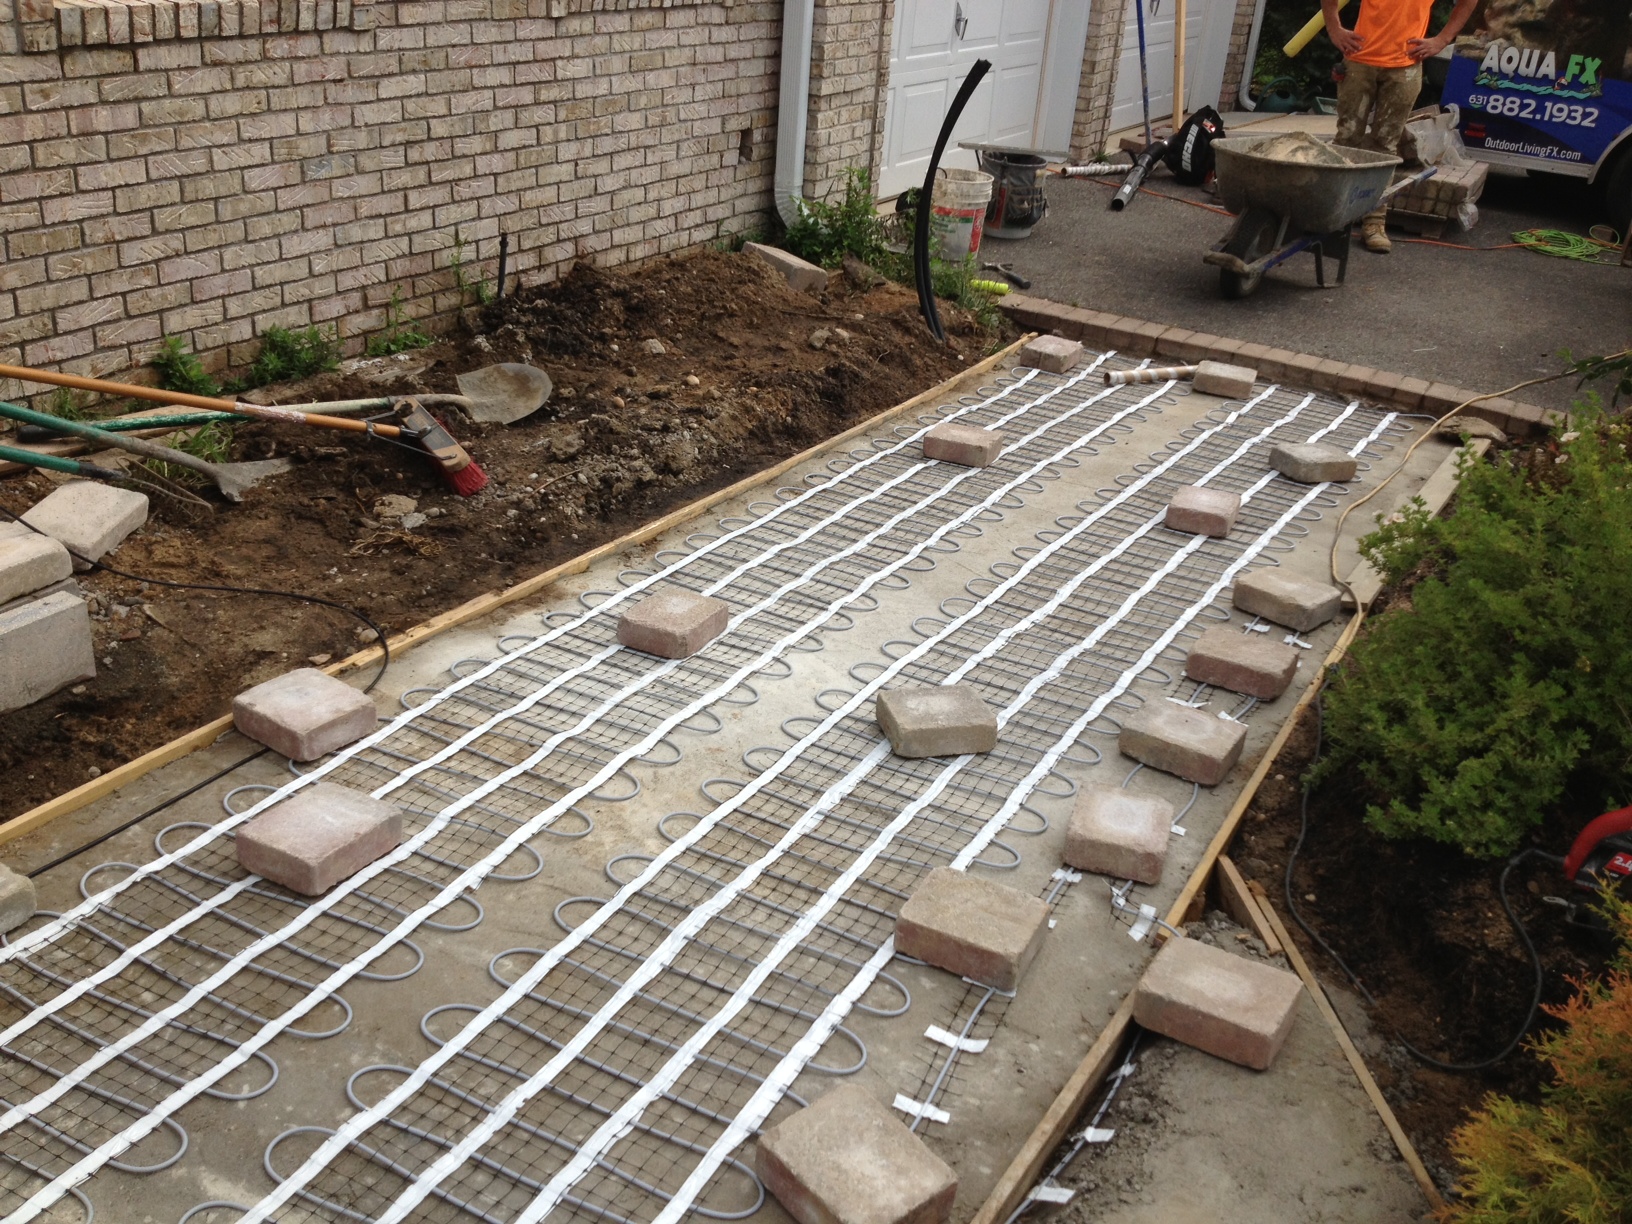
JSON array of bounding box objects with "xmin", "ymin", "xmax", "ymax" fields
[
  {"xmin": 1109, "ymin": 0, "xmax": 1235, "ymax": 133},
  {"xmin": 880, "ymin": 0, "xmax": 1054, "ymax": 197}
]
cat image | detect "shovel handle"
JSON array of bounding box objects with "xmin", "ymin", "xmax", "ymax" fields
[{"xmin": 0, "ymin": 399, "xmax": 223, "ymax": 481}]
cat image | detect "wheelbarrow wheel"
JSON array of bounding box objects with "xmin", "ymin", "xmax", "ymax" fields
[{"xmin": 1219, "ymin": 207, "xmax": 1282, "ymax": 300}]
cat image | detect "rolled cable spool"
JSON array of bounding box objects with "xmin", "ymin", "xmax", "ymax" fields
[{"xmin": 1106, "ymin": 365, "xmax": 1198, "ymax": 385}]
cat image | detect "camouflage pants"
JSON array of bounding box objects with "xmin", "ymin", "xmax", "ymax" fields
[{"xmin": 1335, "ymin": 60, "xmax": 1422, "ymax": 220}]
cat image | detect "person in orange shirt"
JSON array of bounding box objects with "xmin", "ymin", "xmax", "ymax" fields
[{"xmin": 1322, "ymin": 0, "xmax": 1479, "ymax": 251}]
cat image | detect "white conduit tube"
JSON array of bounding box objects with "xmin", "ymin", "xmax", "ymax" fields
[
  {"xmin": 7, "ymin": 362, "xmax": 1168, "ymax": 1222},
  {"xmin": 774, "ymin": 0, "xmax": 817, "ymax": 226},
  {"xmin": 249, "ymin": 381, "xmax": 1296, "ymax": 1224}
]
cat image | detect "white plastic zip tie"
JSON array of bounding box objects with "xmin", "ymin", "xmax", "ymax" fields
[
  {"xmin": 1028, "ymin": 1184, "xmax": 1076, "ymax": 1204},
  {"xmin": 924, "ymin": 1025, "xmax": 989, "ymax": 1054},
  {"xmin": 892, "ymin": 1095, "xmax": 952, "ymax": 1125},
  {"xmin": 1128, "ymin": 904, "xmax": 1159, "ymax": 941},
  {"xmin": 1170, "ymin": 824, "xmax": 1187, "ymax": 836},
  {"xmin": 1079, "ymin": 1127, "xmax": 1116, "ymax": 1144},
  {"xmin": 1051, "ymin": 867, "xmax": 1083, "ymax": 883},
  {"xmin": 1284, "ymin": 633, "xmax": 1312, "ymax": 648}
]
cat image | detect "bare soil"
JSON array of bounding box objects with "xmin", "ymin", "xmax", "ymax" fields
[{"xmin": 0, "ymin": 249, "xmax": 1004, "ymax": 821}]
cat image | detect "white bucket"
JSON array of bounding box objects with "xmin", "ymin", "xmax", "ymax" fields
[{"xmin": 930, "ymin": 168, "xmax": 994, "ymax": 261}]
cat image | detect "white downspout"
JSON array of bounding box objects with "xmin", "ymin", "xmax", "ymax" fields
[
  {"xmin": 775, "ymin": 0, "xmax": 818, "ymax": 226},
  {"xmin": 1238, "ymin": 0, "xmax": 1268, "ymax": 110}
]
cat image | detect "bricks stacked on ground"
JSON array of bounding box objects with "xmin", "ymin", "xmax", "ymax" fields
[
  {"xmin": 1387, "ymin": 160, "xmax": 1489, "ymax": 236},
  {"xmin": 20, "ymin": 483, "xmax": 147, "ymax": 569},
  {"xmin": 1120, "ymin": 701, "xmax": 1246, "ymax": 785},
  {"xmin": 0, "ymin": 0, "xmax": 788, "ymax": 388},
  {"xmin": 895, "ymin": 867, "xmax": 1050, "ymax": 991},
  {"xmin": 0, "ymin": 863, "xmax": 39, "ymax": 935},
  {"xmin": 1065, "ymin": 784, "xmax": 1173, "ymax": 883},
  {"xmin": 1133, "ymin": 936, "xmax": 1303, "ymax": 1070},
  {"xmin": 875, "ymin": 684, "xmax": 997, "ymax": 758},
  {"xmin": 235, "ymin": 781, "xmax": 403, "ymax": 895},
  {"xmin": 922, "ymin": 422, "xmax": 1003, "ymax": 467},
  {"xmin": 1164, "ymin": 485, "xmax": 1240, "ymax": 537},
  {"xmin": 1231, "ymin": 569, "xmax": 1343, "ymax": 632},
  {"xmin": 742, "ymin": 242, "xmax": 828, "ymax": 294},
  {"xmin": 755, "ymin": 1082, "xmax": 958, "ymax": 1224},
  {"xmin": 0, "ymin": 530, "xmax": 71, "ymax": 606},
  {"xmin": 1184, "ymin": 626, "xmax": 1300, "ymax": 700},
  {"xmin": 0, "ymin": 589, "xmax": 95, "ymax": 713},
  {"xmin": 1192, "ymin": 360, "xmax": 1256, "ymax": 399},
  {"xmin": 232, "ymin": 666, "xmax": 378, "ymax": 761},
  {"xmin": 1018, "ymin": 334, "xmax": 1083, "ymax": 374},
  {"xmin": 1269, "ymin": 442, "xmax": 1358, "ymax": 484},
  {"xmin": 616, "ymin": 588, "xmax": 730, "ymax": 659}
]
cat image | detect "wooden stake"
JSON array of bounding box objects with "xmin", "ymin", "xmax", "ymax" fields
[{"xmin": 1171, "ymin": 0, "xmax": 1187, "ymax": 134}]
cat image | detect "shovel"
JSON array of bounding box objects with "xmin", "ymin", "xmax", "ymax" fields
[
  {"xmin": 454, "ymin": 362, "xmax": 552, "ymax": 424},
  {"xmin": 0, "ymin": 401, "xmax": 290, "ymax": 502}
]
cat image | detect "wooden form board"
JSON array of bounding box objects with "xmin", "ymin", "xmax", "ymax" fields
[{"xmin": 0, "ymin": 338, "xmax": 1030, "ymax": 850}]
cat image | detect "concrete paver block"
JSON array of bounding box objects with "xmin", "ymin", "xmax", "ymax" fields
[
  {"xmin": 0, "ymin": 591, "xmax": 95, "ymax": 715},
  {"xmin": 743, "ymin": 242, "xmax": 829, "ymax": 295},
  {"xmin": 236, "ymin": 782, "xmax": 403, "ymax": 895},
  {"xmin": 1134, "ymin": 936, "xmax": 1303, "ymax": 1070},
  {"xmin": 1184, "ymin": 626, "xmax": 1300, "ymax": 700},
  {"xmin": 922, "ymin": 422, "xmax": 1003, "ymax": 467},
  {"xmin": 1192, "ymin": 360, "xmax": 1256, "ymax": 399},
  {"xmin": 1064, "ymin": 785, "xmax": 1173, "ymax": 884},
  {"xmin": 1164, "ymin": 485, "xmax": 1240, "ymax": 537},
  {"xmin": 875, "ymin": 684, "xmax": 997, "ymax": 758},
  {"xmin": 895, "ymin": 867, "xmax": 1049, "ymax": 991},
  {"xmin": 20, "ymin": 482, "xmax": 148, "ymax": 569},
  {"xmin": 0, "ymin": 576, "xmax": 79, "ymax": 618},
  {"xmin": 616, "ymin": 588, "xmax": 730, "ymax": 659},
  {"xmin": 1120, "ymin": 701, "xmax": 1247, "ymax": 786},
  {"xmin": 0, "ymin": 863, "xmax": 38, "ymax": 935},
  {"xmin": 1232, "ymin": 569, "xmax": 1342, "ymax": 632},
  {"xmin": 1270, "ymin": 442, "xmax": 1357, "ymax": 484},
  {"xmin": 1018, "ymin": 334, "xmax": 1083, "ymax": 374},
  {"xmin": 0, "ymin": 532, "xmax": 72, "ymax": 606},
  {"xmin": 756, "ymin": 1082, "xmax": 957, "ymax": 1224},
  {"xmin": 232, "ymin": 667, "xmax": 378, "ymax": 761}
]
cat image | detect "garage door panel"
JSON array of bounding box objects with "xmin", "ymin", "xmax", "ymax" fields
[
  {"xmin": 893, "ymin": 78, "xmax": 956, "ymax": 164},
  {"xmin": 991, "ymin": 63, "xmax": 1043, "ymax": 135}
]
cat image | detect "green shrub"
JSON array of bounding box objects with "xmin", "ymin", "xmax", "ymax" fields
[
  {"xmin": 781, "ymin": 167, "xmax": 889, "ymax": 269},
  {"xmin": 151, "ymin": 336, "xmax": 220, "ymax": 397},
  {"xmin": 365, "ymin": 289, "xmax": 433, "ymax": 357},
  {"xmin": 1321, "ymin": 414, "xmax": 1632, "ymax": 858},
  {"xmin": 241, "ymin": 324, "xmax": 341, "ymax": 388},
  {"xmin": 1440, "ymin": 892, "xmax": 1632, "ymax": 1223}
]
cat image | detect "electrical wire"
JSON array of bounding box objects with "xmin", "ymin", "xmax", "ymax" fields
[
  {"xmin": 1284, "ymin": 691, "xmax": 1556, "ymax": 1071},
  {"xmin": 1512, "ymin": 227, "xmax": 1622, "ymax": 261}
]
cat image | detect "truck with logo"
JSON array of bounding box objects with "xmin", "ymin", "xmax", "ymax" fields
[{"xmin": 1441, "ymin": 0, "xmax": 1632, "ymax": 230}]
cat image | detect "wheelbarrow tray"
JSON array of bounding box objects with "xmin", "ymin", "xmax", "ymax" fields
[{"xmin": 1212, "ymin": 135, "xmax": 1401, "ymax": 234}]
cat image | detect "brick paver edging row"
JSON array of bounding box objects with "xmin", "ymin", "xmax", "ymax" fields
[{"xmin": 1000, "ymin": 295, "xmax": 1562, "ymax": 437}]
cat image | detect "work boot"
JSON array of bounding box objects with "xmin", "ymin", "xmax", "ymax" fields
[{"xmin": 1361, "ymin": 216, "xmax": 1392, "ymax": 254}]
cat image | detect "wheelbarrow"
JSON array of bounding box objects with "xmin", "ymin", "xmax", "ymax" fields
[{"xmin": 1204, "ymin": 135, "xmax": 1435, "ymax": 299}]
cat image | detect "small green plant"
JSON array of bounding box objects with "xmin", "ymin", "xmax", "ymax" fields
[
  {"xmin": 365, "ymin": 289, "xmax": 434, "ymax": 357},
  {"xmin": 1320, "ymin": 412, "xmax": 1632, "ymax": 858},
  {"xmin": 46, "ymin": 388, "xmax": 85, "ymax": 421},
  {"xmin": 167, "ymin": 420, "xmax": 234, "ymax": 464},
  {"xmin": 1439, "ymin": 891, "xmax": 1632, "ymax": 1223},
  {"xmin": 151, "ymin": 336, "xmax": 220, "ymax": 398},
  {"xmin": 239, "ymin": 324, "xmax": 341, "ymax": 389},
  {"xmin": 450, "ymin": 228, "xmax": 493, "ymax": 305},
  {"xmin": 781, "ymin": 167, "xmax": 889, "ymax": 269}
]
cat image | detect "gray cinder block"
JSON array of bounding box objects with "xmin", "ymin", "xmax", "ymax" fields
[
  {"xmin": 1120, "ymin": 701, "xmax": 1247, "ymax": 786},
  {"xmin": 923, "ymin": 422, "xmax": 1003, "ymax": 467},
  {"xmin": 1192, "ymin": 360, "xmax": 1257, "ymax": 399},
  {"xmin": 1165, "ymin": 485, "xmax": 1240, "ymax": 537},
  {"xmin": 1231, "ymin": 569, "xmax": 1343, "ymax": 632},
  {"xmin": 875, "ymin": 684, "xmax": 997, "ymax": 758},
  {"xmin": 1269, "ymin": 442, "xmax": 1358, "ymax": 484},
  {"xmin": 0, "ymin": 532, "xmax": 72, "ymax": 606},
  {"xmin": 0, "ymin": 591, "xmax": 95, "ymax": 714},
  {"xmin": 0, "ymin": 863, "xmax": 38, "ymax": 935},
  {"xmin": 1019, "ymin": 335, "xmax": 1084, "ymax": 374},
  {"xmin": 743, "ymin": 242, "xmax": 830, "ymax": 295},
  {"xmin": 21, "ymin": 482, "xmax": 148, "ymax": 570}
]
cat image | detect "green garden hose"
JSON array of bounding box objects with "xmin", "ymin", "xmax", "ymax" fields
[{"xmin": 1512, "ymin": 228, "xmax": 1621, "ymax": 261}]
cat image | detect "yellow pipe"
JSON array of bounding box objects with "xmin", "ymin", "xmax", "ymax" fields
[{"xmin": 1283, "ymin": 0, "xmax": 1348, "ymax": 57}]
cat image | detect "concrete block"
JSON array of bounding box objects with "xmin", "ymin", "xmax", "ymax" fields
[
  {"xmin": 0, "ymin": 532, "xmax": 72, "ymax": 606},
  {"xmin": 1018, "ymin": 334, "xmax": 1083, "ymax": 374},
  {"xmin": 1231, "ymin": 569, "xmax": 1342, "ymax": 632},
  {"xmin": 875, "ymin": 684, "xmax": 997, "ymax": 759},
  {"xmin": 922, "ymin": 422, "xmax": 1002, "ymax": 467},
  {"xmin": 1120, "ymin": 701, "xmax": 1246, "ymax": 785},
  {"xmin": 1133, "ymin": 936, "xmax": 1303, "ymax": 1070},
  {"xmin": 20, "ymin": 481, "xmax": 148, "ymax": 569},
  {"xmin": 1192, "ymin": 360, "xmax": 1256, "ymax": 399},
  {"xmin": 1184, "ymin": 626, "xmax": 1300, "ymax": 700},
  {"xmin": 0, "ymin": 576, "xmax": 80, "ymax": 619},
  {"xmin": 0, "ymin": 862, "xmax": 38, "ymax": 935},
  {"xmin": 1164, "ymin": 485, "xmax": 1240, "ymax": 537},
  {"xmin": 895, "ymin": 867, "xmax": 1049, "ymax": 991},
  {"xmin": 0, "ymin": 591, "xmax": 95, "ymax": 714},
  {"xmin": 616, "ymin": 588, "xmax": 730, "ymax": 659},
  {"xmin": 756, "ymin": 1082, "xmax": 957, "ymax": 1224},
  {"xmin": 0, "ymin": 522, "xmax": 27, "ymax": 540},
  {"xmin": 236, "ymin": 781, "xmax": 403, "ymax": 895},
  {"xmin": 232, "ymin": 667, "xmax": 378, "ymax": 761},
  {"xmin": 743, "ymin": 241, "xmax": 829, "ymax": 295},
  {"xmin": 1269, "ymin": 442, "xmax": 1358, "ymax": 484},
  {"xmin": 1064, "ymin": 785, "xmax": 1173, "ymax": 884}
]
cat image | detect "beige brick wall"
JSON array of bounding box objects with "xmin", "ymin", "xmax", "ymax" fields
[
  {"xmin": 803, "ymin": 0, "xmax": 890, "ymax": 202},
  {"xmin": 0, "ymin": 0, "xmax": 782, "ymax": 390},
  {"xmin": 1218, "ymin": 0, "xmax": 1260, "ymax": 114}
]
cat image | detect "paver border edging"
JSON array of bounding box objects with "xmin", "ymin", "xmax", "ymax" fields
[{"xmin": 1000, "ymin": 294, "xmax": 1563, "ymax": 438}]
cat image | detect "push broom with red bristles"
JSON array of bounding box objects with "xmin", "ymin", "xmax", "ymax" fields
[{"xmin": 0, "ymin": 363, "xmax": 488, "ymax": 495}]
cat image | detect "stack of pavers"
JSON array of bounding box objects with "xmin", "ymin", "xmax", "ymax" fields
[{"xmin": 1387, "ymin": 108, "xmax": 1488, "ymax": 238}]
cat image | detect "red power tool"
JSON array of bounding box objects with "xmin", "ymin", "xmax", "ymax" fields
[{"xmin": 1551, "ymin": 803, "xmax": 1632, "ymax": 931}]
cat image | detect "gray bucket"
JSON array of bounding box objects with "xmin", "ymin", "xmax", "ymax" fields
[{"xmin": 978, "ymin": 150, "xmax": 1048, "ymax": 239}]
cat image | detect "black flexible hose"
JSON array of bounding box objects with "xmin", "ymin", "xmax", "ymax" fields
[
  {"xmin": 1285, "ymin": 690, "xmax": 1558, "ymax": 1072},
  {"xmin": 913, "ymin": 58, "xmax": 990, "ymax": 344}
]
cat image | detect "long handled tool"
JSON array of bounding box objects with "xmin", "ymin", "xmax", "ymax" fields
[
  {"xmin": 0, "ymin": 401, "xmax": 290, "ymax": 502},
  {"xmin": 0, "ymin": 363, "xmax": 487, "ymax": 494},
  {"xmin": 1134, "ymin": 0, "xmax": 1155, "ymax": 148}
]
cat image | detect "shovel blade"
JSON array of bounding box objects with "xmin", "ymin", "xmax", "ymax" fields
[
  {"xmin": 211, "ymin": 457, "xmax": 293, "ymax": 503},
  {"xmin": 456, "ymin": 363, "xmax": 552, "ymax": 425}
]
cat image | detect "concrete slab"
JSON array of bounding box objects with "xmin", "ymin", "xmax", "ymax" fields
[
  {"xmin": 1119, "ymin": 702, "xmax": 1247, "ymax": 786},
  {"xmin": 232, "ymin": 667, "xmax": 379, "ymax": 761},
  {"xmin": 0, "ymin": 590, "xmax": 95, "ymax": 714},
  {"xmin": 236, "ymin": 782, "xmax": 403, "ymax": 896},
  {"xmin": 1231, "ymin": 568, "xmax": 1342, "ymax": 632},
  {"xmin": 0, "ymin": 532, "xmax": 72, "ymax": 606},
  {"xmin": 1270, "ymin": 441, "xmax": 1358, "ymax": 484},
  {"xmin": 1164, "ymin": 486, "xmax": 1239, "ymax": 537},
  {"xmin": 1065, "ymin": 786, "xmax": 1173, "ymax": 884},
  {"xmin": 1018, "ymin": 335, "xmax": 1083, "ymax": 374},
  {"xmin": 876, "ymin": 684, "xmax": 998, "ymax": 758},
  {"xmin": 1183, "ymin": 627, "xmax": 1300, "ymax": 700},
  {"xmin": 1133, "ymin": 936, "xmax": 1303, "ymax": 1070},
  {"xmin": 617, "ymin": 588, "xmax": 730, "ymax": 658},
  {"xmin": 896, "ymin": 867, "xmax": 1050, "ymax": 991},
  {"xmin": 756, "ymin": 1083, "xmax": 958, "ymax": 1224},
  {"xmin": 923, "ymin": 423, "xmax": 1003, "ymax": 468},
  {"xmin": 20, "ymin": 482, "xmax": 148, "ymax": 570}
]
